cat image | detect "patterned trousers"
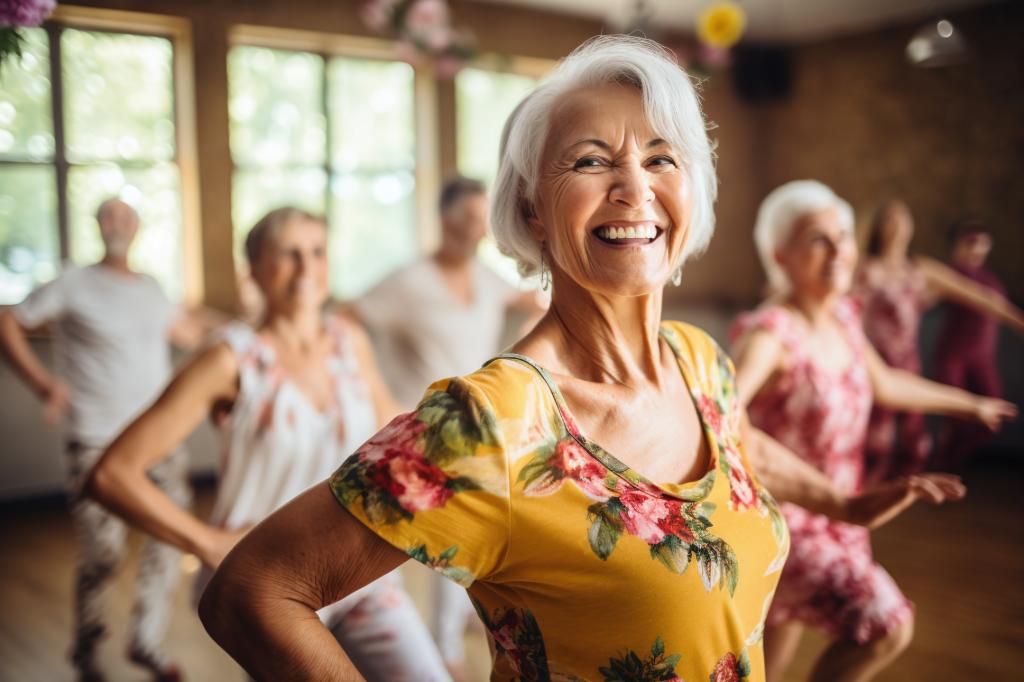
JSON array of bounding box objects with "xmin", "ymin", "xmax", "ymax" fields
[{"xmin": 65, "ymin": 442, "xmax": 191, "ymax": 674}]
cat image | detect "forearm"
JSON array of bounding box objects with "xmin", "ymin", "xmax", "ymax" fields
[
  {"xmin": 0, "ymin": 312, "xmax": 55, "ymax": 397},
  {"xmin": 86, "ymin": 449, "xmax": 213, "ymax": 558},
  {"xmin": 751, "ymin": 428, "xmax": 845, "ymax": 518},
  {"xmin": 874, "ymin": 368, "xmax": 977, "ymax": 418}
]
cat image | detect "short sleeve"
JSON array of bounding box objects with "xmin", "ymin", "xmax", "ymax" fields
[
  {"xmin": 729, "ymin": 305, "xmax": 799, "ymax": 357},
  {"xmin": 328, "ymin": 376, "xmax": 511, "ymax": 587},
  {"xmin": 12, "ymin": 275, "xmax": 68, "ymax": 328}
]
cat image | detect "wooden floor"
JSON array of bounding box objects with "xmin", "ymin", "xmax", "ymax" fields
[{"xmin": 1, "ymin": 458, "xmax": 1022, "ymax": 682}]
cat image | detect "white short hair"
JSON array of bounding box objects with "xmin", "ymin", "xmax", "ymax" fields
[
  {"xmin": 491, "ymin": 35, "xmax": 718, "ymax": 278},
  {"xmin": 753, "ymin": 180, "xmax": 855, "ymax": 293}
]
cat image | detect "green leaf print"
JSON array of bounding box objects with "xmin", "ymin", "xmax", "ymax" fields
[
  {"xmin": 599, "ymin": 636, "xmax": 683, "ymax": 681},
  {"xmin": 406, "ymin": 544, "xmax": 476, "ymax": 588},
  {"xmin": 651, "ymin": 535, "xmax": 691, "ymax": 574},
  {"xmin": 417, "ymin": 379, "xmax": 499, "ymax": 467},
  {"xmin": 588, "ymin": 499, "xmax": 625, "ymax": 560}
]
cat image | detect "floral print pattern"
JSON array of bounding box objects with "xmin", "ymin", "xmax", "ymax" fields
[
  {"xmin": 709, "ymin": 651, "xmax": 751, "ymax": 682},
  {"xmin": 473, "ymin": 602, "xmax": 550, "ymax": 681},
  {"xmin": 600, "ymin": 637, "xmax": 683, "ymax": 681},
  {"xmin": 329, "ymin": 322, "xmax": 787, "ymax": 681},
  {"xmin": 732, "ymin": 300, "xmax": 913, "ymax": 644},
  {"xmin": 330, "ymin": 379, "xmax": 494, "ymax": 524}
]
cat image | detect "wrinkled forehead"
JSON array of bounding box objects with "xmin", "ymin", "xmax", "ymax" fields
[
  {"xmin": 791, "ymin": 205, "xmax": 851, "ymax": 238},
  {"xmin": 544, "ymin": 82, "xmax": 660, "ymax": 156}
]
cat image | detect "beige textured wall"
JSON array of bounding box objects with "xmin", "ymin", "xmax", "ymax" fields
[{"xmin": 754, "ymin": 1, "xmax": 1024, "ymax": 302}]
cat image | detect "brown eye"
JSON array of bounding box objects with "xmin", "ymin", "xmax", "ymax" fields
[{"xmin": 573, "ymin": 156, "xmax": 605, "ymax": 170}]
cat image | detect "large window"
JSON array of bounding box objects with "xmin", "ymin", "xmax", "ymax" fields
[
  {"xmin": 0, "ymin": 22, "xmax": 189, "ymax": 304},
  {"xmin": 229, "ymin": 44, "xmax": 418, "ymax": 298},
  {"xmin": 455, "ymin": 65, "xmax": 541, "ymax": 286}
]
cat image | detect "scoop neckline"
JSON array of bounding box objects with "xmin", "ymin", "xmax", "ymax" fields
[{"xmin": 491, "ymin": 323, "xmax": 719, "ymax": 502}]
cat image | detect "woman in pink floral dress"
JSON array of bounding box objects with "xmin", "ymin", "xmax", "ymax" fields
[
  {"xmin": 855, "ymin": 199, "xmax": 1024, "ymax": 482},
  {"xmin": 732, "ymin": 181, "xmax": 1015, "ymax": 682}
]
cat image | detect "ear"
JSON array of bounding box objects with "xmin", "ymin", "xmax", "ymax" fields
[{"xmin": 522, "ymin": 199, "xmax": 546, "ymax": 242}]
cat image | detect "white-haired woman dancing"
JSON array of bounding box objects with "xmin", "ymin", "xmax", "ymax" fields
[
  {"xmin": 199, "ymin": 39, "xmax": 973, "ymax": 681},
  {"xmin": 731, "ymin": 181, "xmax": 1015, "ymax": 682}
]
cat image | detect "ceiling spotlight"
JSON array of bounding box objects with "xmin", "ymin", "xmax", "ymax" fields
[{"xmin": 906, "ymin": 18, "xmax": 969, "ymax": 67}]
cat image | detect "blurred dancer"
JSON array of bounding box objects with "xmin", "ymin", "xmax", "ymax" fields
[
  {"xmin": 347, "ymin": 176, "xmax": 543, "ymax": 676},
  {"xmin": 933, "ymin": 218, "xmax": 1021, "ymax": 469},
  {"xmin": 0, "ymin": 199, "xmax": 215, "ymax": 681},
  {"xmin": 857, "ymin": 200, "xmax": 1024, "ymax": 481},
  {"xmin": 733, "ymin": 181, "xmax": 1015, "ymax": 682},
  {"xmin": 86, "ymin": 207, "xmax": 449, "ymax": 682}
]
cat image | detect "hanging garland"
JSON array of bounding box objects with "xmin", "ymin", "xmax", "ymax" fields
[{"xmin": 361, "ymin": 0, "xmax": 475, "ymax": 78}]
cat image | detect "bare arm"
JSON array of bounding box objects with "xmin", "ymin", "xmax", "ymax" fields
[
  {"xmin": 200, "ymin": 484, "xmax": 407, "ymax": 679},
  {"xmin": 85, "ymin": 342, "xmax": 244, "ymax": 567},
  {"xmin": 918, "ymin": 256, "xmax": 1024, "ymax": 334},
  {"xmin": 337, "ymin": 313, "xmax": 403, "ymax": 426},
  {"xmin": 0, "ymin": 309, "xmax": 70, "ymax": 423},
  {"xmin": 864, "ymin": 340, "xmax": 1017, "ymax": 429},
  {"xmin": 732, "ymin": 326, "xmax": 965, "ymax": 527}
]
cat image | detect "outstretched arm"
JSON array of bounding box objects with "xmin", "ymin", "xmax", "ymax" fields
[
  {"xmin": 919, "ymin": 256, "xmax": 1024, "ymax": 335},
  {"xmin": 85, "ymin": 343, "xmax": 244, "ymax": 568},
  {"xmin": 200, "ymin": 483, "xmax": 408, "ymax": 680},
  {"xmin": 864, "ymin": 340, "xmax": 1017, "ymax": 429},
  {"xmin": 732, "ymin": 326, "xmax": 966, "ymax": 528}
]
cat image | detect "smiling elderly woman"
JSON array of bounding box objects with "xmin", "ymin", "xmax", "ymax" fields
[{"xmin": 199, "ymin": 36, "xmax": 964, "ymax": 682}]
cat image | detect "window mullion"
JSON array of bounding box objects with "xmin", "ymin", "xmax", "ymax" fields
[
  {"xmin": 47, "ymin": 22, "xmax": 70, "ymax": 263},
  {"xmin": 321, "ymin": 52, "xmax": 332, "ymax": 226}
]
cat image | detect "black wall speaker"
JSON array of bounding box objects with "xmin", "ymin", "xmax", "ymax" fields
[{"xmin": 733, "ymin": 46, "xmax": 792, "ymax": 104}]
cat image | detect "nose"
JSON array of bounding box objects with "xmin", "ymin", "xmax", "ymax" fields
[{"xmin": 608, "ymin": 161, "xmax": 654, "ymax": 209}]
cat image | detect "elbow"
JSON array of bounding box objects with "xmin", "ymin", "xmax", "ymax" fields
[
  {"xmin": 83, "ymin": 458, "xmax": 124, "ymax": 508},
  {"xmin": 197, "ymin": 571, "xmax": 232, "ymax": 645},
  {"xmin": 198, "ymin": 561, "xmax": 259, "ymax": 657}
]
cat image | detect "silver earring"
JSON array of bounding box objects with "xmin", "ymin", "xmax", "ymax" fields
[
  {"xmin": 671, "ymin": 266, "xmax": 682, "ymax": 287},
  {"xmin": 540, "ymin": 249, "xmax": 551, "ymax": 292}
]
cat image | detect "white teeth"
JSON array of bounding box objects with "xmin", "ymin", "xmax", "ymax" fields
[{"xmin": 599, "ymin": 225, "xmax": 658, "ymax": 241}]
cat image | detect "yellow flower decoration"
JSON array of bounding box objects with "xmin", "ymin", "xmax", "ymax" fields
[{"xmin": 698, "ymin": 1, "xmax": 747, "ymax": 49}]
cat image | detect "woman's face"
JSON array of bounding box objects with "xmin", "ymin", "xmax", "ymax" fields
[
  {"xmin": 777, "ymin": 206, "xmax": 857, "ymax": 299},
  {"xmin": 877, "ymin": 201, "xmax": 914, "ymax": 254},
  {"xmin": 529, "ymin": 83, "xmax": 692, "ymax": 298},
  {"xmin": 251, "ymin": 218, "xmax": 330, "ymax": 312}
]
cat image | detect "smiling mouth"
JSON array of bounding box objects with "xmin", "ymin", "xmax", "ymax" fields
[{"xmin": 593, "ymin": 223, "xmax": 663, "ymax": 246}]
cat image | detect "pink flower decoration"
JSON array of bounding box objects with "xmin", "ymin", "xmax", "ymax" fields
[{"xmin": 0, "ymin": 0, "xmax": 56, "ymax": 27}]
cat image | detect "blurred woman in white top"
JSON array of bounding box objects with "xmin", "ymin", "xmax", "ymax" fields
[{"xmin": 86, "ymin": 207, "xmax": 450, "ymax": 681}]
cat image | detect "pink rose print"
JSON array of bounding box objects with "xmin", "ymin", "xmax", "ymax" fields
[
  {"xmin": 522, "ymin": 439, "xmax": 610, "ymax": 501},
  {"xmin": 385, "ymin": 454, "xmax": 454, "ymax": 513}
]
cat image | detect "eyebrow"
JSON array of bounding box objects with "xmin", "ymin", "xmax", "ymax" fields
[{"xmin": 567, "ymin": 138, "xmax": 668, "ymax": 151}]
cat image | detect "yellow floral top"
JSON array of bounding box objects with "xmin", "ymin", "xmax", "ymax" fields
[{"xmin": 330, "ymin": 322, "xmax": 789, "ymax": 682}]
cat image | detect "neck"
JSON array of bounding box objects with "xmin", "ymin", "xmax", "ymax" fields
[
  {"xmin": 785, "ymin": 289, "xmax": 838, "ymax": 328},
  {"xmin": 264, "ymin": 306, "xmax": 323, "ymax": 349},
  {"xmin": 432, "ymin": 246, "xmax": 473, "ymax": 270},
  {"xmin": 536, "ymin": 273, "xmax": 665, "ymax": 387},
  {"xmin": 99, "ymin": 254, "xmax": 132, "ymax": 273},
  {"xmin": 878, "ymin": 242, "xmax": 908, "ymax": 266}
]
